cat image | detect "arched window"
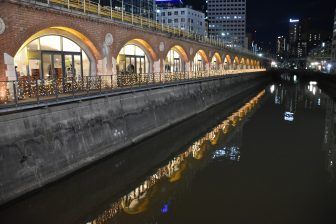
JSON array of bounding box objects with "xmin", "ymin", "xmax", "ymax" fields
[
  {"xmin": 211, "ymin": 56, "xmax": 219, "ymax": 70},
  {"xmin": 117, "ymin": 44, "xmax": 150, "ymax": 74},
  {"xmin": 193, "ymin": 52, "xmax": 205, "ymax": 71},
  {"xmin": 165, "ymin": 49, "xmax": 184, "ymax": 73},
  {"xmin": 14, "ymin": 35, "xmax": 91, "ymax": 80}
]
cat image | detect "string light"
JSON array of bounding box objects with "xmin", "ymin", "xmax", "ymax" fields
[{"xmin": 0, "ymin": 69, "xmax": 265, "ymax": 106}]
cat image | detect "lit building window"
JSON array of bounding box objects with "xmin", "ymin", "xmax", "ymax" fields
[
  {"xmin": 117, "ymin": 44, "xmax": 150, "ymax": 74},
  {"xmin": 165, "ymin": 49, "xmax": 184, "ymax": 72},
  {"xmin": 211, "ymin": 55, "xmax": 220, "ymax": 70},
  {"xmin": 193, "ymin": 52, "xmax": 206, "ymax": 71},
  {"xmin": 14, "ymin": 35, "xmax": 91, "ymax": 80}
]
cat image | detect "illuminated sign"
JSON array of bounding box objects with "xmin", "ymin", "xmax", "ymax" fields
[
  {"xmin": 284, "ymin": 112, "xmax": 294, "ymax": 122},
  {"xmin": 290, "ymin": 19, "xmax": 299, "ymax": 23}
]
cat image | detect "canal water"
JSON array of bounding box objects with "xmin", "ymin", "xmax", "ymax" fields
[{"xmin": 1, "ymin": 74, "xmax": 336, "ymax": 224}]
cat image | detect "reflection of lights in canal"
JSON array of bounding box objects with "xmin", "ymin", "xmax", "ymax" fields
[
  {"xmin": 87, "ymin": 90, "xmax": 266, "ymax": 224},
  {"xmin": 212, "ymin": 146, "xmax": 240, "ymax": 161}
]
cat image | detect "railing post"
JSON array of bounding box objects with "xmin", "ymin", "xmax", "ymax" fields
[
  {"xmin": 35, "ymin": 79, "xmax": 40, "ymax": 104},
  {"xmin": 28, "ymin": 76, "xmax": 32, "ymax": 97},
  {"xmin": 121, "ymin": 2, "xmax": 124, "ymax": 22},
  {"xmin": 99, "ymin": 76, "xmax": 102, "ymax": 94},
  {"xmin": 86, "ymin": 76, "xmax": 90, "ymax": 95},
  {"xmin": 110, "ymin": 6, "xmax": 112, "ymax": 19},
  {"xmin": 67, "ymin": 0, "xmax": 70, "ymax": 9},
  {"xmin": 83, "ymin": 0, "xmax": 86, "ymax": 13},
  {"xmin": 54, "ymin": 78, "xmax": 59, "ymax": 101},
  {"xmin": 71, "ymin": 77, "xmax": 75, "ymax": 98},
  {"xmin": 110, "ymin": 75, "xmax": 113, "ymax": 89},
  {"xmin": 13, "ymin": 82, "xmax": 18, "ymax": 107}
]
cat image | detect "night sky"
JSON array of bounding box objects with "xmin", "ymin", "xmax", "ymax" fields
[{"xmin": 185, "ymin": 0, "xmax": 336, "ymax": 51}]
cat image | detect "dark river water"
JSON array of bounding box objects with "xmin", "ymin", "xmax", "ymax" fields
[{"xmin": 1, "ymin": 74, "xmax": 336, "ymax": 224}]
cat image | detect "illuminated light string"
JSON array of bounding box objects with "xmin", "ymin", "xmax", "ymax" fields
[
  {"xmin": 86, "ymin": 89, "xmax": 265, "ymax": 224},
  {"xmin": 0, "ymin": 69, "xmax": 265, "ymax": 105}
]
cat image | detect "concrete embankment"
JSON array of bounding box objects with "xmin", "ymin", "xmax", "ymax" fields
[{"xmin": 0, "ymin": 72, "xmax": 269, "ymax": 205}]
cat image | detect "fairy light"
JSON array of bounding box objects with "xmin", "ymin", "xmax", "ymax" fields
[{"xmin": 0, "ymin": 69, "xmax": 265, "ymax": 106}]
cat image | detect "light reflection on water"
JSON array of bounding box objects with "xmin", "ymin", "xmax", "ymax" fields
[
  {"xmin": 2, "ymin": 74, "xmax": 336, "ymax": 224},
  {"xmin": 88, "ymin": 74, "xmax": 336, "ymax": 224},
  {"xmin": 87, "ymin": 90, "xmax": 266, "ymax": 224}
]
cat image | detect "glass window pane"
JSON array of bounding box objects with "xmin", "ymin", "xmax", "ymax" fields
[
  {"xmin": 40, "ymin": 36, "xmax": 61, "ymax": 51},
  {"xmin": 53, "ymin": 54, "xmax": 63, "ymax": 79},
  {"xmin": 62, "ymin": 38, "xmax": 80, "ymax": 52},
  {"xmin": 42, "ymin": 54, "xmax": 52, "ymax": 79},
  {"xmin": 64, "ymin": 55, "xmax": 73, "ymax": 78},
  {"xmin": 118, "ymin": 44, "xmax": 149, "ymax": 73},
  {"xmin": 135, "ymin": 46, "xmax": 145, "ymax": 56},
  {"xmin": 124, "ymin": 45, "xmax": 134, "ymax": 55},
  {"xmin": 74, "ymin": 55, "xmax": 82, "ymax": 80},
  {"xmin": 29, "ymin": 59, "xmax": 41, "ymax": 80},
  {"xmin": 14, "ymin": 35, "xmax": 91, "ymax": 81}
]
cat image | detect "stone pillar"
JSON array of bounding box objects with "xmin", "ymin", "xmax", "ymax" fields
[
  {"xmin": 0, "ymin": 17, "xmax": 6, "ymax": 81},
  {"xmin": 96, "ymin": 60, "xmax": 103, "ymax": 76},
  {"xmin": 4, "ymin": 53, "xmax": 15, "ymax": 101},
  {"xmin": 111, "ymin": 57, "xmax": 117, "ymax": 87},
  {"xmin": 186, "ymin": 62, "xmax": 191, "ymax": 79},
  {"xmin": 154, "ymin": 60, "xmax": 161, "ymax": 73},
  {"xmin": 206, "ymin": 63, "xmax": 210, "ymax": 70},
  {"xmin": 4, "ymin": 53, "xmax": 15, "ymax": 81}
]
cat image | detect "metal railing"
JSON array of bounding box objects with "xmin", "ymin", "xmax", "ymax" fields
[
  {"xmin": 0, "ymin": 69, "xmax": 265, "ymax": 111},
  {"xmin": 18, "ymin": 0, "xmax": 256, "ymax": 57}
]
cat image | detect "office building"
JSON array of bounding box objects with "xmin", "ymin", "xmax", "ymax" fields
[
  {"xmin": 156, "ymin": 6, "xmax": 206, "ymax": 35},
  {"xmin": 288, "ymin": 19, "xmax": 301, "ymax": 57},
  {"xmin": 207, "ymin": 0, "xmax": 246, "ymax": 47},
  {"xmin": 276, "ymin": 36, "xmax": 287, "ymax": 60}
]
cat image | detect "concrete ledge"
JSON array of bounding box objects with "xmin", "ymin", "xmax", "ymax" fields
[{"xmin": 0, "ymin": 72, "xmax": 269, "ymax": 205}]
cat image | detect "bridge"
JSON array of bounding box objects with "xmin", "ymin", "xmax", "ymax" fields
[
  {"xmin": 0, "ymin": 0, "xmax": 266, "ymax": 112},
  {"xmin": 0, "ymin": 0, "xmax": 269, "ymax": 206}
]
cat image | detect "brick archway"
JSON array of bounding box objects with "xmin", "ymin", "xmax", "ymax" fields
[
  {"xmin": 115, "ymin": 38, "xmax": 158, "ymax": 62},
  {"xmin": 212, "ymin": 52, "xmax": 222, "ymax": 64},
  {"xmin": 193, "ymin": 50, "xmax": 209, "ymax": 63},
  {"xmin": 165, "ymin": 45, "xmax": 189, "ymax": 63}
]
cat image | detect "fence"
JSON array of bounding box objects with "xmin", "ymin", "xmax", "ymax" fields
[{"xmin": 0, "ymin": 69, "xmax": 265, "ymax": 110}]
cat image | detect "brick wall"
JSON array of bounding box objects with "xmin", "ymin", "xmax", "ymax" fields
[{"xmin": 0, "ymin": 1, "xmax": 261, "ymax": 79}]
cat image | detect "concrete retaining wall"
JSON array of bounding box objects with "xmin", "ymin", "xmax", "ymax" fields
[{"xmin": 0, "ymin": 72, "xmax": 268, "ymax": 205}]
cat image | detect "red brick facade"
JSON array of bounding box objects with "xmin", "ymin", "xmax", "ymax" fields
[{"xmin": 0, "ymin": 0, "xmax": 262, "ymax": 80}]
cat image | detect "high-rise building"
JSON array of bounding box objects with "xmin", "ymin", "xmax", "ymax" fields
[
  {"xmin": 111, "ymin": 0, "xmax": 156, "ymax": 19},
  {"xmin": 332, "ymin": 9, "xmax": 336, "ymax": 61},
  {"xmin": 276, "ymin": 36, "xmax": 287, "ymax": 60},
  {"xmin": 288, "ymin": 19, "xmax": 301, "ymax": 57},
  {"xmin": 207, "ymin": 0, "xmax": 246, "ymax": 47},
  {"xmin": 289, "ymin": 18, "xmax": 329, "ymax": 58},
  {"xmin": 156, "ymin": 6, "xmax": 206, "ymax": 35}
]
